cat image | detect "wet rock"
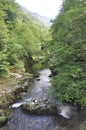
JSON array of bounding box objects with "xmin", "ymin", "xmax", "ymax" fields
[
  {"xmin": 48, "ymin": 75, "xmax": 52, "ymax": 78},
  {"xmin": 21, "ymin": 98, "xmax": 57, "ymax": 115},
  {"xmin": 37, "ymin": 78, "xmax": 40, "ymax": 81},
  {"xmin": 14, "ymin": 87, "xmax": 26, "ymax": 95},
  {"xmin": 33, "ymin": 72, "xmax": 39, "ymax": 78}
]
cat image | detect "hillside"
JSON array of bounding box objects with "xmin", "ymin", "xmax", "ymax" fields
[
  {"xmin": 28, "ymin": 11, "xmax": 52, "ymax": 26},
  {"xmin": 0, "ymin": 0, "xmax": 50, "ymax": 78},
  {"xmin": 21, "ymin": 6, "xmax": 51, "ymax": 26}
]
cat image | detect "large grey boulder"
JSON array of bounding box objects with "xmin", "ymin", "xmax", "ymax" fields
[{"xmin": 21, "ymin": 98, "xmax": 58, "ymax": 115}]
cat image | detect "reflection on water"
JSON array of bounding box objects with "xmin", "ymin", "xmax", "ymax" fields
[{"xmin": 1, "ymin": 69, "xmax": 86, "ymax": 130}]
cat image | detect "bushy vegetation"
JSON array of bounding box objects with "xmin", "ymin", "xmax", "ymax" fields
[
  {"xmin": 46, "ymin": 0, "xmax": 86, "ymax": 107},
  {"xmin": 0, "ymin": 0, "xmax": 86, "ymax": 108},
  {"xmin": 0, "ymin": 0, "xmax": 49, "ymax": 77}
]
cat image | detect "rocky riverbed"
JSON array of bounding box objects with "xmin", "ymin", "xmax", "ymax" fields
[
  {"xmin": 0, "ymin": 73, "xmax": 33, "ymax": 127},
  {"xmin": 0, "ymin": 69, "xmax": 86, "ymax": 130}
]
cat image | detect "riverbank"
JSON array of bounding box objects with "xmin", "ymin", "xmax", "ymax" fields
[
  {"xmin": 0, "ymin": 69, "xmax": 86, "ymax": 130},
  {"xmin": 0, "ymin": 72, "xmax": 33, "ymax": 127}
]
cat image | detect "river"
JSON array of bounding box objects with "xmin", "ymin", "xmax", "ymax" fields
[{"xmin": 1, "ymin": 69, "xmax": 86, "ymax": 130}]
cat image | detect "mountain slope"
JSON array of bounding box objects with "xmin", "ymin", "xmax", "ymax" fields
[
  {"xmin": 21, "ymin": 6, "xmax": 51, "ymax": 26},
  {"xmin": 28, "ymin": 11, "xmax": 52, "ymax": 26}
]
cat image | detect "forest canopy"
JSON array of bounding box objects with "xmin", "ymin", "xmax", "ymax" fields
[
  {"xmin": 0, "ymin": 0, "xmax": 86, "ymax": 108},
  {"xmin": 46, "ymin": 0, "xmax": 86, "ymax": 108},
  {"xmin": 0, "ymin": 0, "xmax": 50, "ymax": 77}
]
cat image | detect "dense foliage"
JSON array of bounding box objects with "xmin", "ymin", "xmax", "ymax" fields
[
  {"xmin": 47, "ymin": 0, "xmax": 86, "ymax": 107},
  {"xmin": 0, "ymin": 0, "xmax": 86, "ymax": 108},
  {"xmin": 0, "ymin": 0, "xmax": 49, "ymax": 77}
]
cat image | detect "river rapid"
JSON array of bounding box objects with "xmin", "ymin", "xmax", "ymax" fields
[{"xmin": 1, "ymin": 69, "xmax": 86, "ymax": 130}]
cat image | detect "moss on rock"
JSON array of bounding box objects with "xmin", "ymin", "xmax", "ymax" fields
[
  {"xmin": 0, "ymin": 109, "xmax": 8, "ymax": 127},
  {"xmin": 0, "ymin": 116, "xmax": 7, "ymax": 127}
]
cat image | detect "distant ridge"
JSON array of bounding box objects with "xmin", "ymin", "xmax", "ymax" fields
[
  {"xmin": 21, "ymin": 6, "xmax": 51, "ymax": 26},
  {"xmin": 28, "ymin": 11, "xmax": 52, "ymax": 26}
]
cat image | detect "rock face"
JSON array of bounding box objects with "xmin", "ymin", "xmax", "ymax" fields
[
  {"xmin": 0, "ymin": 76, "xmax": 33, "ymax": 127},
  {"xmin": 21, "ymin": 98, "xmax": 58, "ymax": 115}
]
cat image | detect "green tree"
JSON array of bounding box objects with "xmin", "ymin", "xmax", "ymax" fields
[
  {"xmin": 47, "ymin": 0, "xmax": 86, "ymax": 108},
  {"xmin": 0, "ymin": 9, "xmax": 9, "ymax": 77},
  {"xmin": 0, "ymin": 0, "xmax": 49, "ymax": 76}
]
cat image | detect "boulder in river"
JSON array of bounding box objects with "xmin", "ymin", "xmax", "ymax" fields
[{"xmin": 21, "ymin": 98, "xmax": 58, "ymax": 115}]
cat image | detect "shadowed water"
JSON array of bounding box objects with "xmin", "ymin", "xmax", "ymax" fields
[{"xmin": 1, "ymin": 69, "xmax": 86, "ymax": 130}]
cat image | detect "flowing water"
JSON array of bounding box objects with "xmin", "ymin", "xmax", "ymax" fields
[{"xmin": 1, "ymin": 69, "xmax": 86, "ymax": 130}]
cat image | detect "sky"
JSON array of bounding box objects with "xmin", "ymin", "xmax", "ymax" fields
[{"xmin": 15, "ymin": 0, "xmax": 63, "ymax": 19}]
